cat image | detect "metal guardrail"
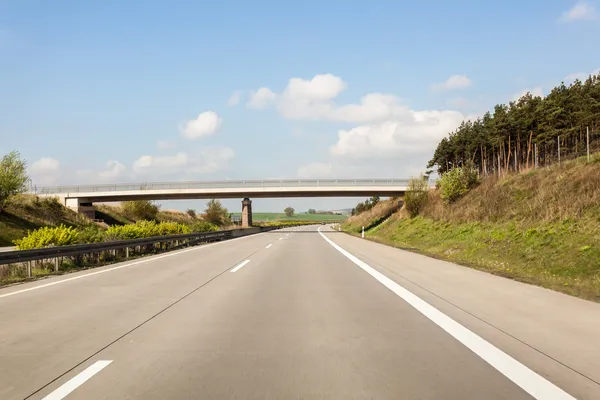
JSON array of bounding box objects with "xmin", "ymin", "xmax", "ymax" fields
[
  {"xmin": 0, "ymin": 230, "xmax": 231, "ymax": 265},
  {"xmin": 0, "ymin": 224, "xmax": 295, "ymax": 267},
  {"xmin": 29, "ymin": 179, "xmax": 411, "ymax": 195}
]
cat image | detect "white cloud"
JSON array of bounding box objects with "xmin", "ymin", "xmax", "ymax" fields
[
  {"xmin": 559, "ymin": 2, "xmax": 598, "ymax": 22},
  {"xmin": 512, "ymin": 87, "xmax": 544, "ymax": 101},
  {"xmin": 447, "ymin": 97, "xmax": 470, "ymax": 109},
  {"xmin": 249, "ymin": 74, "xmax": 412, "ymax": 123},
  {"xmin": 97, "ymin": 160, "xmax": 126, "ymax": 180},
  {"xmin": 432, "ymin": 75, "xmax": 472, "ymax": 91},
  {"xmin": 132, "ymin": 147, "xmax": 234, "ymax": 176},
  {"xmin": 31, "ymin": 157, "xmax": 60, "ymax": 173},
  {"xmin": 227, "ymin": 90, "xmax": 242, "ymax": 106},
  {"xmin": 330, "ymin": 110, "xmax": 466, "ymax": 161},
  {"xmin": 565, "ymin": 69, "xmax": 600, "ymax": 82},
  {"xmin": 283, "ymin": 74, "xmax": 346, "ymax": 101},
  {"xmin": 30, "ymin": 157, "xmax": 61, "ymax": 185},
  {"xmin": 181, "ymin": 111, "xmax": 222, "ymax": 140},
  {"xmin": 247, "ymin": 87, "xmax": 277, "ymax": 109}
]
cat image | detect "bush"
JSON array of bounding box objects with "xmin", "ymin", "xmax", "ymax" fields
[
  {"xmin": 76, "ymin": 225, "xmax": 104, "ymax": 244},
  {"xmin": 104, "ymin": 220, "xmax": 191, "ymax": 241},
  {"xmin": 438, "ymin": 166, "xmax": 479, "ymax": 204},
  {"xmin": 404, "ymin": 175, "xmax": 429, "ymax": 217},
  {"xmin": 121, "ymin": 200, "xmax": 160, "ymax": 220},
  {"xmin": 0, "ymin": 150, "xmax": 29, "ymax": 213},
  {"xmin": 191, "ymin": 221, "xmax": 219, "ymax": 232},
  {"xmin": 204, "ymin": 199, "xmax": 230, "ymax": 226},
  {"xmin": 14, "ymin": 225, "xmax": 79, "ymax": 250},
  {"xmin": 186, "ymin": 209, "xmax": 197, "ymax": 219}
]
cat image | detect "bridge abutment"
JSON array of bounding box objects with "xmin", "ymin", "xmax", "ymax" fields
[
  {"xmin": 65, "ymin": 198, "xmax": 96, "ymax": 219},
  {"xmin": 241, "ymin": 198, "xmax": 252, "ymax": 228}
]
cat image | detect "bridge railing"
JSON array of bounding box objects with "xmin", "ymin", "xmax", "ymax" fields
[{"xmin": 30, "ymin": 179, "xmax": 411, "ymax": 195}]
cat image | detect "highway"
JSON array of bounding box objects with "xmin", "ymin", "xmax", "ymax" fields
[{"xmin": 1, "ymin": 225, "xmax": 599, "ymax": 399}]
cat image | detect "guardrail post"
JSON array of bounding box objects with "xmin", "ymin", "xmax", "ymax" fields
[
  {"xmin": 54, "ymin": 258, "xmax": 59, "ymax": 272},
  {"xmin": 27, "ymin": 261, "xmax": 32, "ymax": 278},
  {"xmin": 125, "ymin": 247, "xmax": 129, "ymax": 259}
]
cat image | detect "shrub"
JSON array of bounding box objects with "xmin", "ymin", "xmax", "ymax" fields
[
  {"xmin": 77, "ymin": 225, "xmax": 105, "ymax": 244},
  {"xmin": 438, "ymin": 166, "xmax": 479, "ymax": 204},
  {"xmin": 186, "ymin": 209, "xmax": 197, "ymax": 219},
  {"xmin": 14, "ymin": 225, "xmax": 79, "ymax": 250},
  {"xmin": 105, "ymin": 220, "xmax": 190, "ymax": 241},
  {"xmin": 204, "ymin": 199, "xmax": 230, "ymax": 226},
  {"xmin": 191, "ymin": 221, "xmax": 219, "ymax": 232},
  {"xmin": 121, "ymin": 200, "xmax": 160, "ymax": 220},
  {"xmin": 404, "ymin": 175, "xmax": 429, "ymax": 217},
  {"xmin": 0, "ymin": 150, "xmax": 29, "ymax": 213}
]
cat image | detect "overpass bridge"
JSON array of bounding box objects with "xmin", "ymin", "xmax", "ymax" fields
[{"xmin": 33, "ymin": 179, "xmax": 411, "ymax": 227}]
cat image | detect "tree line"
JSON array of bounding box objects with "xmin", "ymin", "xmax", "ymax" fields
[{"xmin": 427, "ymin": 73, "xmax": 600, "ymax": 175}]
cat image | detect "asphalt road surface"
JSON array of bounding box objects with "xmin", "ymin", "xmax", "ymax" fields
[{"xmin": 1, "ymin": 225, "xmax": 599, "ymax": 399}]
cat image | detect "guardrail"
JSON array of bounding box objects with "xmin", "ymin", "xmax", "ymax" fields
[
  {"xmin": 0, "ymin": 225, "xmax": 289, "ymax": 278},
  {"xmin": 29, "ymin": 179, "xmax": 411, "ymax": 195}
]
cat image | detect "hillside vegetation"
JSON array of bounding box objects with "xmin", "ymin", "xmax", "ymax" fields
[
  {"xmin": 428, "ymin": 73, "xmax": 600, "ymax": 176},
  {"xmin": 0, "ymin": 195, "xmax": 89, "ymax": 246},
  {"xmin": 344, "ymin": 154, "xmax": 600, "ymax": 301},
  {"xmin": 1, "ymin": 200, "xmax": 207, "ymax": 246}
]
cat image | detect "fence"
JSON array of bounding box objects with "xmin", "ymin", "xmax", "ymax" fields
[{"xmin": 535, "ymin": 127, "xmax": 600, "ymax": 168}]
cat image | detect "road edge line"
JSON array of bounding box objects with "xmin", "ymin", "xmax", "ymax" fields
[{"xmin": 317, "ymin": 227, "xmax": 574, "ymax": 400}]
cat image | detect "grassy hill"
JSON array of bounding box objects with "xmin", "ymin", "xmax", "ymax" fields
[
  {"xmin": 343, "ymin": 154, "xmax": 600, "ymax": 301},
  {"xmin": 0, "ymin": 195, "xmax": 91, "ymax": 246},
  {"xmin": 0, "ymin": 200, "xmax": 197, "ymax": 246}
]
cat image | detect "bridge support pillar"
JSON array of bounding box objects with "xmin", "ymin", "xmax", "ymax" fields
[
  {"xmin": 65, "ymin": 198, "xmax": 96, "ymax": 219},
  {"xmin": 241, "ymin": 198, "xmax": 252, "ymax": 228}
]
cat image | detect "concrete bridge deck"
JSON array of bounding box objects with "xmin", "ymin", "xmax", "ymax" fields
[{"xmin": 32, "ymin": 179, "xmax": 412, "ymax": 226}]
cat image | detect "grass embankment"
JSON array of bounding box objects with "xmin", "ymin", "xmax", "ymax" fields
[
  {"xmin": 343, "ymin": 155, "xmax": 600, "ymax": 301},
  {"xmin": 0, "ymin": 195, "xmax": 89, "ymax": 246},
  {"xmin": 0, "ymin": 201, "xmax": 200, "ymax": 246},
  {"xmin": 231, "ymin": 212, "xmax": 347, "ymax": 222}
]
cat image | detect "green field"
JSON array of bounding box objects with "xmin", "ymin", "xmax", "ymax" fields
[{"xmin": 231, "ymin": 212, "xmax": 347, "ymax": 222}]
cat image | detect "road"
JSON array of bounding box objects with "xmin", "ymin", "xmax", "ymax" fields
[
  {"xmin": 0, "ymin": 246, "xmax": 15, "ymax": 252},
  {"xmin": 1, "ymin": 225, "xmax": 599, "ymax": 399}
]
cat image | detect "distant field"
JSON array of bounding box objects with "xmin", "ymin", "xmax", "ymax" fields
[{"xmin": 231, "ymin": 212, "xmax": 347, "ymax": 222}]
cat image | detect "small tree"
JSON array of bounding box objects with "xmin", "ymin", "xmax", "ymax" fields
[
  {"xmin": 404, "ymin": 175, "xmax": 429, "ymax": 217},
  {"xmin": 121, "ymin": 200, "xmax": 160, "ymax": 220},
  {"xmin": 308, "ymin": 208, "xmax": 316, "ymax": 214},
  {"xmin": 186, "ymin": 208, "xmax": 197, "ymax": 219},
  {"xmin": 0, "ymin": 151, "xmax": 29, "ymax": 213},
  {"xmin": 438, "ymin": 166, "xmax": 479, "ymax": 204},
  {"xmin": 205, "ymin": 199, "xmax": 230, "ymax": 226},
  {"xmin": 284, "ymin": 207, "xmax": 295, "ymax": 217}
]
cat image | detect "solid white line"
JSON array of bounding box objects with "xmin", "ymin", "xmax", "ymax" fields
[
  {"xmin": 230, "ymin": 259, "xmax": 251, "ymax": 272},
  {"xmin": 265, "ymin": 244, "xmax": 273, "ymax": 249},
  {"xmin": 42, "ymin": 360, "xmax": 112, "ymax": 400},
  {"xmin": 317, "ymin": 227, "xmax": 575, "ymax": 400},
  {"xmin": 0, "ymin": 232, "xmax": 267, "ymax": 300}
]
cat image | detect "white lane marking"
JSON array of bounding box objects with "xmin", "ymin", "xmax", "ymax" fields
[
  {"xmin": 230, "ymin": 259, "xmax": 251, "ymax": 273},
  {"xmin": 317, "ymin": 227, "xmax": 575, "ymax": 400},
  {"xmin": 0, "ymin": 232, "xmax": 268, "ymax": 300},
  {"xmin": 265, "ymin": 244, "xmax": 273, "ymax": 249},
  {"xmin": 278, "ymin": 237, "xmax": 283, "ymax": 241},
  {"xmin": 42, "ymin": 360, "xmax": 112, "ymax": 400}
]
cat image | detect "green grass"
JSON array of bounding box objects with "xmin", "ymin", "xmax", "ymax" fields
[
  {"xmin": 231, "ymin": 212, "xmax": 347, "ymax": 222},
  {"xmin": 345, "ymin": 212, "xmax": 600, "ymax": 301},
  {"xmin": 0, "ymin": 195, "xmax": 88, "ymax": 246}
]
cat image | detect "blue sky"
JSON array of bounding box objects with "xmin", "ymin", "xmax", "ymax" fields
[{"xmin": 1, "ymin": 0, "xmax": 599, "ymax": 212}]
